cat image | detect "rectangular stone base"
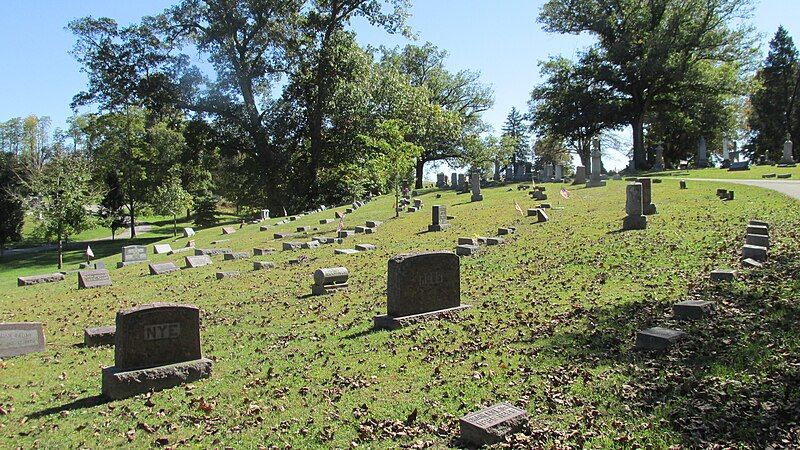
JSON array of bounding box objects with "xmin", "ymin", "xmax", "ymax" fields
[
  {"xmin": 586, "ymin": 180, "xmax": 606, "ymax": 188},
  {"xmin": 102, "ymin": 358, "xmax": 213, "ymax": 400},
  {"xmin": 673, "ymin": 300, "xmax": 714, "ymax": 320},
  {"xmin": 116, "ymin": 260, "xmax": 149, "ymax": 269},
  {"xmin": 623, "ymin": 215, "xmax": 647, "ymax": 230},
  {"xmin": 311, "ymin": 283, "xmax": 348, "ymax": 296},
  {"xmin": 428, "ymin": 224, "xmax": 451, "ymax": 232},
  {"xmin": 373, "ymin": 305, "xmax": 471, "ymax": 330},
  {"xmin": 635, "ymin": 327, "xmax": 685, "ymax": 351},
  {"xmin": 84, "ymin": 326, "xmax": 116, "ymax": 347},
  {"xmin": 471, "ymin": 194, "xmax": 483, "ymax": 202}
]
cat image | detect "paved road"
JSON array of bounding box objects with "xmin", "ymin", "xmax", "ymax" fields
[{"xmin": 686, "ymin": 178, "xmax": 800, "ymax": 200}]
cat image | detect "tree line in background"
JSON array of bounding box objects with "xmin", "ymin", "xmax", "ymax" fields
[{"xmin": 1, "ymin": 0, "xmax": 799, "ymax": 265}]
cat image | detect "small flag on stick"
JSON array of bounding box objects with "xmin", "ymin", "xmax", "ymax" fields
[
  {"xmin": 85, "ymin": 245, "xmax": 94, "ymax": 263},
  {"xmin": 283, "ymin": 206, "xmax": 288, "ymax": 217},
  {"xmin": 514, "ymin": 201, "xmax": 524, "ymax": 216},
  {"xmin": 337, "ymin": 214, "xmax": 345, "ymax": 233},
  {"xmin": 560, "ymin": 188, "xmax": 571, "ymax": 199}
]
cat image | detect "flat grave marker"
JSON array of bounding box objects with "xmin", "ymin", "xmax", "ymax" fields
[{"xmin": 0, "ymin": 323, "xmax": 45, "ymax": 358}]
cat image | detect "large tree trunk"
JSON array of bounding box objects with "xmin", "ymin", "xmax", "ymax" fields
[
  {"xmin": 414, "ymin": 158, "xmax": 424, "ymax": 189},
  {"xmin": 173, "ymin": 214, "xmax": 177, "ymax": 236},
  {"xmin": 129, "ymin": 202, "xmax": 136, "ymax": 239},
  {"xmin": 632, "ymin": 113, "xmax": 647, "ymax": 171},
  {"xmin": 57, "ymin": 237, "xmax": 63, "ymax": 270}
]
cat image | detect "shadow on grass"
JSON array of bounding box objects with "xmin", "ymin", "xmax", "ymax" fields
[
  {"xmin": 536, "ymin": 247, "xmax": 800, "ymax": 447},
  {"xmin": 341, "ymin": 327, "xmax": 381, "ymax": 340},
  {"xmin": 28, "ymin": 395, "xmax": 109, "ymax": 419}
]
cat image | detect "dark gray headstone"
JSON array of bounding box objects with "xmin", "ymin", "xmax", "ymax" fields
[
  {"xmin": 387, "ymin": 252, "xmax": 460, "ymax": 317},
  {"xmin": 78, "ymin": 269, "xmax": 112, "ymax": 289},
  {"xmin": 0, "ymin": 322, "xmax": 45, "ymax": 358},
  {"xmin": 84, "ymin": 326, "xmax": 116, "ymax": 347},
  {"xmin": 635, "ymin": 327, "xmax": 685, "ymax": 350},
  {"xmin": 459, "ymin": 403, "xmax": 528, "ymax": 447},
  {"xmin": 149, "ymin": 262, "xmax": 179, "ymax": 276}
]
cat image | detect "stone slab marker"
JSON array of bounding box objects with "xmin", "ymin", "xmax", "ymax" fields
[
  {"xmin": 636, "ymin": 177, "xmax": 657, "ymax": 215},
  {"xmin": 586, "ymin": 138, "xmax": 606, "ymax": 188},
  {"xmin": 84, "ymin": 326, "xmax": 116, "ymax": 347},
  {"xmin": 653, "ymin": 144, "xmax": 665, "ymax": 171},
  {"xmin": 18, "ymin": 273, "xmax": 65, "ymax": 287},
  {"xmin": 149, "ymin": 262, "xmax": 179, "ymax": 276},
  {"xmin": 118, "ymin": 245, "xmax": 148, "ymax": 268},
  {"xmin": 780, "ymin": 136, "xmax": 794, "ymax": 165},
  {"xmin": 428, "ymin": 205, "xmax": 450, "ymax": 232},
  {"xmin": 78, "ymin": 269, "xmax": 113, "ymax": 289},
  {"xmin": 184, "ymin": 255, "xmax": 212, "ymax": 269},
  {"xmin": 742, "ymin": 244, "xmax": 767, "ymax": 261},
  {"xmin": 221, "ymin": 227, "xmax": 236, "ymax": 235},
  {"xmin": 374, "ymin": 252, "xmax": 470, "ymax": 330},
  {"xmin": 311, "ymin": 267, "xmax": 349, "ymax": 295},
  {"xmin": 673, "ymin": 300, "xmax": 714, "ymax": 320},
  {"xmin": 572, "ymin": 166, "xmax": 586, "ymax": 185},
  {"xmin": 470, "ymin": 173, "xmax": 483, "ymax": 202},
  {"xmin": 0, "ymin": 323, "xmax": 45, "ymax": 358},
  {"xmin": 460, "ymin": 403, "xmax": 528, "ymax": 447},
  {"xmin": 622, "ymin": 183, "xmax": 647, "ymax": 230},
  {"xmin": 153, "ymin": 244, "xmax": 172, "ymax": 255},
  {"xmin": 635, "ymin": 327, "xmax": 685, "ymax": 350},
  {"xmin": 710, "ymin": 269, "xmax": 737, "ymax": 281},
  {"xmin": 183, "ymin": 227, "xmax": 195, "ymax": 237},
  {"xmin": 102, "ymin": 303, "xmax": 212, "ymax": 400}
]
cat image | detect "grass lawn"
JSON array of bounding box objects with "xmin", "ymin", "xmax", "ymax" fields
[
  {"xmin": 648, "ymin": 163, "xmax": 800, "ymax": 180},
  {"xmin": 1, "ymin": 179, "xmax": 799, "ymax": 448}
]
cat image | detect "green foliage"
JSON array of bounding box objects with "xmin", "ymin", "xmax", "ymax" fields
[
  {"xmin": 501, "ymin": 107, "xmax": 529, "ymax": 163},
  {"xmin": 193, "ymin": 193, "xmax": 218, "ymax": 228},
  {"xmin": 748, "ymin": 26, "xmax": 800, "ymax": 161},
  {"xmin": 0, "ymin": 152, "xmax": 24, "ymax": 255},
  {"xmin": 152, "ymin": 170, "xmax": 194, "ymax": 235}
]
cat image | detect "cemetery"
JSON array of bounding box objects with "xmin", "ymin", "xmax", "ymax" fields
[{"xmin": 1, "ymin": 1, "xmax": 800, "ymax": 448}]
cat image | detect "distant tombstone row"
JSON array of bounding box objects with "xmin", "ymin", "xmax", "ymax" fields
[
  {"xmin": 374, "ymin": 252, "xmax": 469, "ymax": 329},
  {"xmin": 102, "ymin": 303, "xmax": 212, "ymax": 399}
]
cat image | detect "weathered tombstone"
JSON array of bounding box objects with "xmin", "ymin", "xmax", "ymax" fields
[
  {"xmin": 455, "ymin": 244, "xmax": 480, "ymax": 256},
  {"xmin": 300, "ymin": 241, "xmax": 320, "ymax": 249},
  {"xmin": 183, "ymin": 227, "xmax": 195, "ymax": 238},
  {"xmin": 373, "ymin": 252, "xmax": 469, "ymax": 329},
  {"xmin": 221, "ymin": 226, "xmax": 236, "ymax": 235},
  {"xmin": 223, "ymin": 252, "xmax": 250, "ymax": 260},
  {"xmin": 741, "ymin": 258, "xmax": 763, "ymax": 269},
  {"xmin": 117, "ymin": 245, "xmax": 148, "ymax": 268},
  {"xmin": 746, "ymin": 234, "xmax": 769, "ymax": 248},
  {"xmin": 622, "ymin": 183, "xmax": 647, "ymax": 230},
  {"xmin": 184, "ymin": 255, "xmax": 212, "ymax": 269},
  {"xmin": 94, "ymin": 261, "xmax": 106, "ymax": 270},
  {"xmin": 253, "ymin": 247, "xmax": 275, "ymax": 256},
  {"xmin": 747, "ymin": 224, "xmax": 769, "ymax": 236},
  {"xmin": 528, "ymin": 208, "xmax": 548, "ymax": 223},
  {"xmin": 653, "ymin": 144, "xmax": 665, "ymax": 171},
  {"xmin": 253, "ymin": 261, "xmax": 275, "ymax": 270},
  {"xmin": 749, "ymin": 219, "xmax": 769, "ymax": 229},
  {"xmin": 636, "ymin": 177, "xmax": 657, "ymax": 215},
  {"xmin": 673, "ymin": 300, "xmax": 714, "ymax": 320},
  {"xmin": 697, "ymin": 136, "xmax": 708, "ymax": 168},
  {"xmin": 0, "ymin": 323, "xmax": 45, "ymax": 358},
  {"xmin": 459, "ymin": 403, "xmax": 528, "ymax": 448},
  {"xmin": 458, "ymin": 237, "xmax": 477, "ymax": 245},
  {"xmin": 457, "ymin": 174, "xmax": 466, "ymax": 190},
  {"xmin": 780, "ymin": 135, "xmax": 795, "ymax": 165},
  {"xmin": 428, "ymin": 205, "xmax": 450, "ymax": 232},
  {"xmin": 554, "ymin": 164, "xmax": 563, "ymax": 182},
  {"xmin": 153, "ymin": 244, "xmax": 172, "ymax": 255},
  {"xmin": 149, "ymin": 262, "xmax": 179, "ymax": 276},
  {"xmin": 470, "ymin": 173, "xmax": 483, "ymax": 202},
  {"xmin": 497, "ymin": 227, "xmax": 515, "ymax": 235},
  {"xmin": 366, "ymin": 220, "xmax": 382, "ymax": 228},
  {"xmin": 195, "ymin": 248, "xmax": 232, "ymax": 256},
  {"xmin": 486, "ymin": 237, "xmax": 505, "ymax": 245},
  {"xmin": 84, "ymin": 326, "xmax": 116, "ymax": 347},
  {"xmin": 451, "ymin": 172, "xmax": 458, "ymax": 189},
  {"xmin": 572, "ymin": 166, "xmax": 586, "ymax": 185},
  {"xmin": 778, "ymin": 173, "xmax": 793, "ymax": 179},
  {"xmin": 78, "ymin": 269, "xmax": 113, "ymax": 289},
  {"xmin": 261, "ymin": 209, "xmax": 270, "ymax": 220},
  {"xmin": 334, "ymin": 248, "xmax": 360, "ymax": 255},
  {"xmin": 729, "ymin": 161, "xmax": 749, "ymax": 171},
  {"xmin": 296, "ymin": 226, "xmax": 310, "ymax": 232},
  {"xmin": 311, "ymin": 267, "xmax": 349, "ymax": 295},
  {"xmin": 320, "ymin": 218, "xmax": 334, "ymax": 224},
  {"xmin": 710, "ymin": 269, "xmax": 737, "ymax": 281},
  {"xmin": 635, "ymin": 327, "xmax": 685, "ymax": 351},
  {"xmin": 216, "ymin": 271, "xmax": 239, "ymax": 280},
  {"xmin": 355, "ymin": 244, "xmax": 376, "ymax": 251},
  {"xmin": 338, "ymin": 230, "xmax": 355, "ymax": 238},
  {"xmin": 586, "ymin": 138, "xmax": 606, "ymax": 187},
  {"xmin": 283, "ymin": 242, "xmax": 302, "ymax": 251},
  {"xmin": 742, "ymin": 244, "xmax": 767, "ymax": 261},
  {"xmin": 101, "ymin": 303, "xmax": 212, "ymax": 399},
  {"xmin": 679, "ymin": 180, "xmax": 687, "ymax": 190},
  {"xmin": 18, "ymin": 273, "xmax": 65, "ymax": 287}
]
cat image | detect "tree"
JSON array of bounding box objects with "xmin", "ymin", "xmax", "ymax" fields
[
  {"xmin": 539, "ymin": 0, "xmax": 756, "ymax": 169},
  {"xmin": 532, "ymin": 134, "xmax": 571, "ymax": 171},
  {"xmin": 529, "ymin": 56, "xmax": 621, "ymax": 170},
  {"xmin": 748, "ymin": 26, "xmax": 800, "ymax": 161},
  {"xmin": 501, "ymin": 108, "xmax": 529, "ymax": 165},
  {"xmin": 152, "ymin": 170, "xmax": 194, "ymax": 236},
  {"xmin": 360, "ymin": 119, "xmax": 422, "ymax": 218},
  {"xmin": 25, "ymin": 151, "xmax": 96, "ymax": 269},
  {"xmin": 98, "ymin": 172, "xmax": 127, "ymax": 241},
  {"xmin": 0, "ymin": 152, "xmax": 24, "ymax": 257}
]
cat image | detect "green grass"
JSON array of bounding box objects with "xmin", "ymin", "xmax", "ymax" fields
[
  {"xmin": 648, "ymin": 163, "xmax": 800, "ymax": 180},
  {"xmin": 1, "ymin": 179, "xmax": 799, "ymax": 448}
]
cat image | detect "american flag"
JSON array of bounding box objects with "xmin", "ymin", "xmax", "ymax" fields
[
  {"xmin": 85, "ymin": 245, "xmax": 94, "ymax": 259},
  {"xmin": 514, "ymin": 201, "xmax": 524, "ymax": 216},
  {"xmin": 337, "ymin": 214, "xmax": 345, "ymax": 233},
  {"xmin": 560, "ymin": 188, "xmax": 570, "ymax": 199}
]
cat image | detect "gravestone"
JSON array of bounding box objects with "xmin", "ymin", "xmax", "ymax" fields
[
  {"xmin": 722, "ymin": 138, "xmax": 730, "ymax": 162},
  {"xmin": 572, "ymin": 166, "xmax": 586, "ymax": 185},
  {"xmin": 554, "ymin": 164, "xmax": 563, "ymax": 183},
  {"xmin": 747, "ymin": 224, "xmax": 769, "ymax": 236},
  {"xmin": 78, "ymin": 269, "xmax": 112, "ymax": 289},
  {"xmin": 0, "ymin": 323, "xmax": 45, "ymax": 358},
  {"xmin": 729, "ymin": 161, "xmax": 749, "ymax": 171},
  {"xmin": 451, "ymin": 172, "xmax": 458, "ymax": 189},
  {"xmin": 223, "ymin": 252, "xmax": 250, "ymax": 260},
  {"xmin": 320, "ymin": 219, "xmax": 334, "ymax": 224},
  {"xmin": 117, "ymin": 245, "xmax": 148, "ymax": 268},
  {"xmin": 283, "ymin": 242, "xmax": 302, "ymax": 251},
  {"xmin": 355, "ymin": 244, "xmax": 376, "ymax": 251},
  {"xmin": 183, "ymin": 227, "xmax": 195, "ymax": 238},
  {"xmin": 261, "ymin": 209, "xmax": 270, "ymax": 220},
  {"xmin": 586, "ymin": 138, "xmax": 606, "ymax": 187},
  {"xmin": 457, "ymin": 174, "xmax": 466, "ymax": 190},
  {"xmin": 101, "ymin": 303, "xmax": 212, "ymax": 400},
  {"xmin": 216, "ymin": 271, "xmax": 239, "ymax": 279},
  {"xmin": 470, "ymin": 173, "xmax": 483, "ymax": 202},
  {"xmin": 253, "ymin": 261, "xmax": 275, "ymax": 270},
  {"xmin": 742, "ymin": 244, "xmax": 767, "ymax": 261},
  {"xmin": 697, "ymin": 136, "xmax": 708, "ymax": 168},
  {"xmin": 746, "ymin": 234, "xmax": 769, "ymax": 248},
  {"xmin": 18, "ymin": 273, "xmax": 65, "ymax": 287},
  {"xmin": 458, "ymin": 237, "xmax": 477, "ymax": 245},
  {"xmin": 710, "ymin": 269, "xmax": 737, "ymax": 282},
  {"xmin": 673, "ymin": 300, "xmax": 714, "ymax": 320},
  {"xmin": 253, "ymin": 247, "xmax": 275, "ymax": 256},
  {"xmin": 497, "ymin": 227, "xmax": 515, "ymax": 235},
  {"xmin": 653, "ymin": 144, "xmax": 665, "ymax": 171},
  {"xmin": 296, "ymin": 225, "xmax": 310, "ymax": 232},
  {"xmin": 636, "ymin": 327, "xmax": 685, "ymax": 351},
  {"xmin": 334, "ymin": 248, "xmax": 360, "ymax": 255},
  {"xmin": 622, "ymin": 183, "xmax": 647, "ymax": 230},
  {"xmin": 486, "ymin": 237, "xmax": 505, "ymax": 245},
  {"xmin": 153, "ymin": 244, "xmax": 172, "ymax": 255},
  {"xmin": 184, "ymin": 255, "xmax": 212, "ymax": 269},
  {"xmin": 338, "ymin": 230, "xmax": 355, "ymax": 238},
  {"xmin": 741, "ymin": 258, "xmax": 763, "ymax": 269},
  {"xmin": 436, "ymin": 172, "xmax": 446, "ymax": 188},
  {"xmin": 195, "ymin": 248, "xmax": 232, "ymax": 256},
  {"xmin": 300, "ymin": 241, "xmax": 320, "ymax": 249},
  {"xmin": 428, "ymin": 205, "xmax": 450, "ymax": 232},
  {"xmin": 221, "ymin": 227, "xmax": 236, "ymax": 235},
  {"xmin": 374, "ymin": 252, "xmax": 469, "ymax": 330},
  {"xmin": 84, "ymin": 326, "xmax": 116, "ymax": 347},
  {"xmin": 780, "ymin": 136, "xmax": 795, "ymax": 165},
  {"xmin": 455, "ymin": 244, "xmax": 480, "ymax": 256},
  {"xmin": 366, "ymin": 220, "xmax": 382, "ymax": 228},
  {"xmin": 527, "ymin": 208, "xmax": 549, "ymax": 223},
  {"xmin": 636, "ymin": 177, "xmax": 657, "ymax": 215},
  {"xmin": 460, "ymin": 403, "xmax": 528, "ymax": 447},
  {"xmin": 679, "ymin": 180, "xmax": 687, "ymax": 189},
  {"xmin": 149, "ymin": 262, "xmax": 179, "ymax": 276},
  {"xmin": 311, "ymin": 267, "xmax": 349, "ymax": 295}
]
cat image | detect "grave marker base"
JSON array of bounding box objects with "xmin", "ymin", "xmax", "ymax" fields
[
  {"xmin": 673, "ymin": 300, "xmax": 714, "ymax": 320},
  {"xmin": 373, "ymin": 305, "xmax": 471, "ymax": 330},
  {"xmin": 459, "ymin": 403, "xmax": 527, "ymax": 447},
  {"xmin": 635, "ymin": 327, "xmax": 685, "ymax": 351},
  {"xmin": 101, "ymin": 358, "xmax": 213, "ymax": 400},
  {"xmin": 84, "ymin": 326, "xmax": 116, "ymax": 347},
  {"xmin": 428, "ymin": 224, "xmax": 450, "ymax": 232},
  {"xmin": 116, "ymin": 260, "xmax": 149, "ymax": 269},
  {"xmin": 311, "ymin": 283, "xmax": 349, "ymax": 296}
]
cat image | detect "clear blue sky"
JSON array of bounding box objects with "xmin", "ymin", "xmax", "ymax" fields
[{"xmin": 1, "ymin": 0, "xmax": 799, "ymax": 170}]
